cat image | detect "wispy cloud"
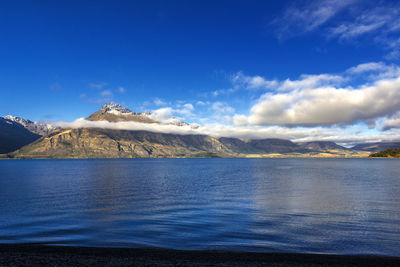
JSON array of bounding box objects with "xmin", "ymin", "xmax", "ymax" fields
[
  {"xmin": 212, "ymin": 102, "xmax": 235, "ymax": 114},
  {"xmin": 272, "ymin": 0, "xmax": 357, "ymax": 40},
  {"xmin": 50, "ymin": 82, "xmax": 62, "ymax": 91},
  {"xmin": 329, "ymin": 6, "xmax": 400, "ymax": 41},
  {"xmin": 278, "ymin": 74, "xmax": 344, "ymax": 91},
  {"xmin": 272, "ymin": 0, "xmax": 400, "ymax": 58},
  {"xmin": 231, "ymin": 72, "xmax": 278, "ymax": 90},
  {"xmin": 154, "ymin": 98, "xmax": 167, "ymax": 106},
  {"xmin": 100, "ymin": 90, "xmax": 113, "ymax": 97},
  {"xmin": 346, "ymin": 62, "xmax": 389, "ymax": 73},
  {"xmin": 118, "ymin": 87, "xmax": 126, "ymax": 93},
  {"xmin": 89, "ymin": 82, "xmax": 108, "ymax": 89}
]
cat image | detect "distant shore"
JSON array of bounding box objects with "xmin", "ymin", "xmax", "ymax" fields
[
  {"xmin": 0, "ymin": 153, "xmax": 372, "ymax": 159},
  {"xmin": 0, "ymin": 244, "xmax": 399, "ymax": 266}
]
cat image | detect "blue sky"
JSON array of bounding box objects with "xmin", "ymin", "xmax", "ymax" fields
[{"xmin": 1, "ymin": 0, "xmax": 400, "ymax": 144}]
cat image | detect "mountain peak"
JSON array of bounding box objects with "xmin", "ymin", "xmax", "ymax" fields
[
  {"xmin": 100, "ymin": 102, "xmax": 136, "ymax": 115},
  {"xmin": 87, "ymin": 102, "xmax": 155, "ymax": 123},
  {"xmin": 2, "ymin": 115, "xmax": 57, "ymax": 136},
  {"xmin": 3, "ymin": 115, "xmax": 34, "ymax": 126}
]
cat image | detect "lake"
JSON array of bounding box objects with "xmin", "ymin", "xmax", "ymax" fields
[{"xmin": 0, "ymin": 158, "xmax": 399, "ymax": 256}]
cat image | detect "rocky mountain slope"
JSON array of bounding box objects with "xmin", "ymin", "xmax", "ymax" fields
[
  {"xmin": 0, "ymin": 117, "xmax": 41, "ymax": 154},
  {"xmin": 11, "ymin": 127, "xmax": 362, "ymax": 159}
]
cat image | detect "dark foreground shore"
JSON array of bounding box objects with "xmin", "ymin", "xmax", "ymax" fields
[{"xmin": 1, "ymin": 244, "xmax": 399, "ymax": 266}]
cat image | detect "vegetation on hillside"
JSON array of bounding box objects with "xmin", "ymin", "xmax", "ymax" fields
[{"xmin": 369, "ymin": 148, "xmax": 400, "ymax": 158}]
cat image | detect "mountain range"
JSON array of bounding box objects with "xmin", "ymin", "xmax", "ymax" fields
[
  {"xmin": 1, "ymin": 103, "xmax": 400, "ymax": 158},
  {"xmin": 0, "ymin": 117, "xmax": 41, "ymax": 154}
]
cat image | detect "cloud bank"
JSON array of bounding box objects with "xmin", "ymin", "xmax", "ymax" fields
[
  {"xmin": 52, "ymin": 117, "xmax": 400, "ymax": 147},
  {"xmin": 238, "ymin": 76, "xmax": 400, "ymax": 126},
  {"xmin": 234, "ymin": 62, "xmax": 400, "ymax": 127}
]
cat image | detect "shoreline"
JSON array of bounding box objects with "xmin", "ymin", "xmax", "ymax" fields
[
  {"xmin": 0, "ymin": 155, "xmax": 378, "ymax": 160},
  {"xmin": 1, "ymin": 244, "xmax": 399, "ymax": 266}
]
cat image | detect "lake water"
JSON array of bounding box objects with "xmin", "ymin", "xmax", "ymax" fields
[{"xmin": 0, "ymin": 158, "xmax": 399, "ymax": 256}]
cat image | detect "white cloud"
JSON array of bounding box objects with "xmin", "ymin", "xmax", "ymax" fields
[
  {"xmin": 211, "ymin": 88, "xmax": 236, "ymax": 97},
  {"xmin": 242, "ymin": 76, "xmax": 400, "ymax": 126},
  {"xmin": 176, "ymin": 103, "xmax": 194, "ymax": 117},
  {"xmin": 272, "ymin": 0, "xmax": 357, "ymax": 39},
  {"xmin": 329, "ymin": 7, "xmax": 400, "ymax": 41},
  {"xmin": 149, "ymin": 103, "xmax": 194, "ymax": 122},
  {"xmin": 346, "ymin": 62, "xmax": 400, "ymax": 80},
  {"xmin": 89, "ymin": 82, "xmax": 108, "ymax": 89},
  {"xmin": 196, "ymin": 101, "xmax": 207, "ymax": 106},
  {"xmin": 118, "ymin": 87, "xmax": 126, "ymax": 93},
  {"xmin": 385, "ymin": 49, "xmax": 400, "ymax": 60},
  {"xmin": 233, "ymin": 114, "xmax": 248, "ymax": 125},
  {"xmin": 278, "ymin": 74, "xmax": 344, "ymax": 91},
  {"xmin": 52, "ymin": 118, "xmax": 400, "ymax": 147},
  {"xmin": 273, "ymin": 1, "xmax": 400, "ymax": 57},
  {"xmin": 346, "ymin": 62, "xmax": 389, "ymax": 73},
  {"xmin": 100, "ymin": 90, "xmax": 113, "ymax": 97},
  {"xmin": 183, "ymin": 103, "xmax": 194, "ymax": 111},
  {"xmin": 154, "ymin": 98, "xmax": 167, "ymax": 106},
  {"xmin": 232, "ymin": 72, "xmax": 278, "ymax": 90},
  {"xmin": 212, "ymin": 102, "xmax": 235, "ymax": 114},
  {"xmin": 149, "ymin": 107, "xmax": 174, "ymax": 122}
]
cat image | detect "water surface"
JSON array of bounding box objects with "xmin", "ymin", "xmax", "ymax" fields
[{"xmin": 0, "ymin": 158, "xmax": 399, "ymax": 256}]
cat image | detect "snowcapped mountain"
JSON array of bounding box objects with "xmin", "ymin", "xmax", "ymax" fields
[
  {"xmin": 99, "ymin": 102, "xmax": 139, "ymax": 115},
  {"xmin": 86, "ymin": 102, "xmax": 197, "ymax": 129},
  {"xmin": 3, "ymin": 115, "xmax": 57, "ymax": 136},
  {"xmin": 86, "ymin": 102, "xmax": 156, "ymax": 123}
]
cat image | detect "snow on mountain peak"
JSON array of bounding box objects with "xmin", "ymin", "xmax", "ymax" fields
[
  {"xmin": 3, "ymin": 115, "xmax": 33, "ymax": 127},
  {"xmin": 101, "ymin": 102, "xmax": 137, "ymax": 115},
  {"xmin": 2, "ymin": 115, "xmax": 57, "ymax": 135}
]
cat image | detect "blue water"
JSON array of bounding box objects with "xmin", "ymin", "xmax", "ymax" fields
[{"xmin": 0, "ymin": 158, "xmax": 399, "ymax": 256}]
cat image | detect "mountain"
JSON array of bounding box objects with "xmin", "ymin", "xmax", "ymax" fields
[
  {"xmin": 3, "ymin": 115, "xmax": 57, "ymax": 135},
  {"xmin": 351, "ymin": 142, "xmax": 400, "ymax": 152},
  {"xmin": 10, "ymin": 128, "xmax": 324, "ymax": 159},
  {"xmin": 0, "ymin": 117, "xmax": 41, "ymax": 154},
  {"xmin": 9, "ymin": 130, "xmax": 365, "ymax": 159},
  {"xmin": 297, "ymin": 141, "xmax": 349, "ymax": 152},
  {"xmin": 86, "ymin": 102, "xmax": 156, "ymax": 123},
  {"xmin": 10, "ymin": 128, "xmax": 234, "ymax": 158},
  {"xmin": 86, "ymin": 102, "xmax": 197, "ymax": 128},
  {"xmin": 6, "ymin": 103, "xmax": 368, "ymax": 158}
]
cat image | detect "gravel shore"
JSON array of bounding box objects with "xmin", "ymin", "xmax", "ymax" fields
[{"xmin": 1, "ymin": 244, "xmax": 399, "ymax": 266}]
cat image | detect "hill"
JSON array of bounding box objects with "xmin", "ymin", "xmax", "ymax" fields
[{"xmin": 369, "ymin": 148, "xmax": 400, "ymax": 158}]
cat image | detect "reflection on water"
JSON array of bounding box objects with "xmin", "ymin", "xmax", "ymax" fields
[{"xmin": 0, "ymin": 158, "xmax": 400, "ymax": 256}]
